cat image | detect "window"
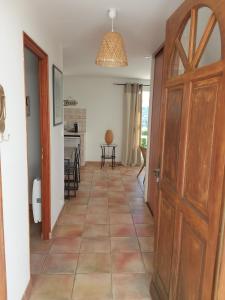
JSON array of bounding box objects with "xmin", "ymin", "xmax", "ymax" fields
[{"xmin": 141, "ymin": 90, "xmax": 150, "ymax": 148}]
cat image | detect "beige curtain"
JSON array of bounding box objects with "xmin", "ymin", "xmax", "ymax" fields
[{"xmin": 122, "ymin": 83, "xmax": 142, "ymax": 166}]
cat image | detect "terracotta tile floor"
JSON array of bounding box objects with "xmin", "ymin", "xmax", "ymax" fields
[{"xmin": 30, "ymin": 164, "xmax": 153, "ymax": 300}]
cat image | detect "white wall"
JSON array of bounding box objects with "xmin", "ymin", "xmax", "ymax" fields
[
  {"xmin": 24, "ymin": 48, "xmax": 41, "ymax": 203},
  {"xmin": 0, "ymin": 1, "xmax": 63, "ymax": 299},
  {"xmin": 64, "ymin": 76, "xmax": 150, "ymax": 162},
  {"xmin": 64, "ymin": 76, "xmax": 124, "ymax": 162}
]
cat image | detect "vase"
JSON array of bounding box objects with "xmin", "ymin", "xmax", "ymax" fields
[{"xmin": 105, "ymin": 129, "xmax": 113, "ymax": 145}]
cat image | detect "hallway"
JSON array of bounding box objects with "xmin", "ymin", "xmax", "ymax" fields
[{"xmin": 30, "ymin": 164, "xmax": 154, "ymax": 300}]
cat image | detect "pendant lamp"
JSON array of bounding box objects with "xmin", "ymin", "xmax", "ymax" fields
[{"xmin": 95, "ymin": 8, "xmax": 128, "ymax": 67}]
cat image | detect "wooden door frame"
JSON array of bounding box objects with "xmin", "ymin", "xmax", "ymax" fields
[
  {"xmin": 23, "ymin": 33, "xmax": 51, "ymax": 240},
  {"xmin": 147, "ymin": 43, "xmax": 164, "ymax": 216},
  {"xmin": 0, "ymin": 164, "xmax": 7, "ymax": 299}
]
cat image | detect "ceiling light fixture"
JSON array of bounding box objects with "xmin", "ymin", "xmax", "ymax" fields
[{"xmin": 95, "ymin": 8, "xmax": 128, "ymax": 67}]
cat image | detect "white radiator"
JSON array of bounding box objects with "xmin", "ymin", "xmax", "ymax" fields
[{"xmin": 32, "ymin": 178, "xmax": 42, "ymax": 223}]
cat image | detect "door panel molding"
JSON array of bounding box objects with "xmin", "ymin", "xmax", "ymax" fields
[
  {"xmin": 147, "ymin": 45, "xmax": 164, "ymax": 215},
  {"xmin": 183, "ymin": 77, "xmax": 221, "ymax": 218},
  {"xmin": 162, "ymin": 87, "xmax": 183, "ymax": 189},
  {"xmin": 155, "ymin": 196, "xmax": 176, "ymax": 295},
  {"xmin": 176, "ymin": 218, "xmax": 206, "ymax": 299}
]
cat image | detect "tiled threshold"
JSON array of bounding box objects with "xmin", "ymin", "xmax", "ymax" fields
[{"xmin": 29, "ymin": 164, "xmax": 153, "ymax": 300}]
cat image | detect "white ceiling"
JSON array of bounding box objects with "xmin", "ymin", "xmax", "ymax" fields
[{"xmin": 33, "ymin": 0, "xmax": 183, "ymax": 79}]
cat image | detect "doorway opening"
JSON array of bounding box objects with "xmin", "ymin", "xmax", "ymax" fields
[
  {"xmin": 24, "ymin": 47, "xmax": 42, "ymax": 244},
  {"xmin": 23, "ymin": 33, "xmax": 51, "ymax": 240}
]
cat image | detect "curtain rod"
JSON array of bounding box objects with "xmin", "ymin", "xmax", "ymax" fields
[{"xmin": 114, "ymin": 83, "xmax": 150, "ymax": 86}]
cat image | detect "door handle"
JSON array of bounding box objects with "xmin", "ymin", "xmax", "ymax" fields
[{"xmin": 153, "ymin": 168, "xmax": 160, "ymax": 183}]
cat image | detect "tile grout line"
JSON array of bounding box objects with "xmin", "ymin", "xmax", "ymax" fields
[{"xmin": 70, "ymin": 169, "xmax": 93, "ymax": 300}]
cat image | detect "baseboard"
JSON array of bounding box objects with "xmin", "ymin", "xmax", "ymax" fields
[{"xmin": 22, "ymin": 278, "xmax": 32, "ymax": 300}]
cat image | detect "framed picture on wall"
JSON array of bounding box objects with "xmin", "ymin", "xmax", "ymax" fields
[{"xmin": 53, "ymin": 65, "xmax": 63, "ymax": 126}]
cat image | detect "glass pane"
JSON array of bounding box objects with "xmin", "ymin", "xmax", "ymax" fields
[
  {"xmin": 196, "ymin": 7, "xmax": 212, "ymax": 48},
  {"xmin": 180, "ymin": 17, "xmax": 191, "ymax": 57},
  {"xmin": 170, "ymin": 49, "xmax": 185, "ymax": 77},
  {"xmin": 198, "ymin": 22, "xmax": 221, "ymax": 67}
]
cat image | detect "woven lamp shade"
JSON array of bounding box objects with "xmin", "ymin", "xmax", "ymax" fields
[{"xmin": 96, "ymin": 31, "xmax": 128, "ymax": 67}]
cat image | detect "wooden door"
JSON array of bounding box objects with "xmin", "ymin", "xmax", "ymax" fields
[
  {"xmin": 151, "ymin": 1, "xmax": 225, "ymax": 299},
  {"xmin": 23, "ymin": 33, "xmax": 51, "ymax": 240},
  {"xmin": 147, "ymin": 45, "xmax": 164, "ymax": 215}
]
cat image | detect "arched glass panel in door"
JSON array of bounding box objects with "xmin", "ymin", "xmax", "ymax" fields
[{"xmin": 170, "ymin": 6, "xmax": 222, "ymax": 78}]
